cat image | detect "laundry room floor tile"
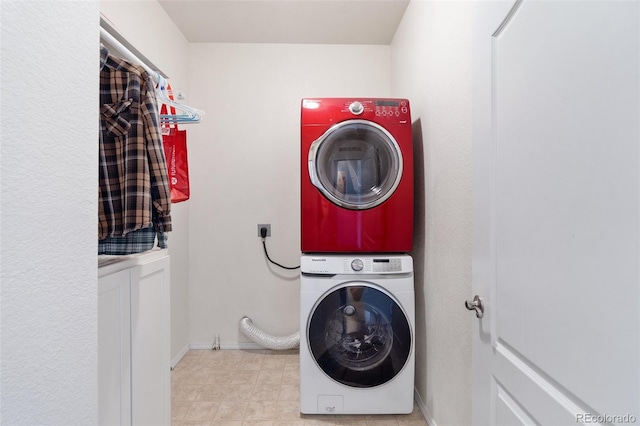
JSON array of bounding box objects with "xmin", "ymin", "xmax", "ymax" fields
[{"xmin": 171, "ymin": 349, "xmax": 429, "ymax": 426}]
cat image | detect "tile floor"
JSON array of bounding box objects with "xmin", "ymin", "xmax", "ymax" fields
[{"xmin": 172, "ymin": 349, "xmax": 429, "ymax": 426}]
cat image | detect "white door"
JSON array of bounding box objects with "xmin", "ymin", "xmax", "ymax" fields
[{"xmin": 471, "ymin": 1, "xmax": 639, "ymax": 424}]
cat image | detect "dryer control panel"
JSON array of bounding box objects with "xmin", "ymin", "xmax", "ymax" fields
[
  {"xmin": 340, "ymin": 99, "xmax": 410, "ymax": 121},
  {"xmin": 301, "ymin": 98, "xmax": 411, "ymax": 125},
  {"xmin": 373, "ymin": 99, "xmax": 410, "ymax": 119}
]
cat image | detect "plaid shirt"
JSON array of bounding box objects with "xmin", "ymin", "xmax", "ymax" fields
[{"xmin": 99, "ymin": 46, "xmax": 172, "ymax": 239}]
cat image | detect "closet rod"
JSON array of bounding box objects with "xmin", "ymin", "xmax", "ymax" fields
[{"xmin": 100, "ymin": 16, "xmax": 169, "ymax": 80}]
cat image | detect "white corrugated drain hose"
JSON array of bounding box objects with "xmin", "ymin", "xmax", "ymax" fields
[{"xmin": 239, "ymin": 316, "xmax": 299, "ymax": 350}]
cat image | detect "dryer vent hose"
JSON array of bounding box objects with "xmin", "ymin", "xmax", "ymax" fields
[{"xmin": 239, "ymin": 316, "xmax": 300, "ymax": 351}]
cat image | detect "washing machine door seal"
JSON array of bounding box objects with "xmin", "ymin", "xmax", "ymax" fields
[
  {"xmin": 308, "ymin": 120, "xmax": 403, "ymax": 210},
  {"xmin": 307, "ymin": 282, "xmax": 412, "ymax": 388}
]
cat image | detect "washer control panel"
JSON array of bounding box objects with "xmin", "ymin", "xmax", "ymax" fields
[
  {"xmin": 343, "ymin": 256, "xmax": 408, "ymax": 273},
  {"xmin": 347, "ymin": 258, "xmax": 403, "ymax": 273},
  {"xmin": 301, "ymin": 255, "xmax": 413, "ymax": 274}
]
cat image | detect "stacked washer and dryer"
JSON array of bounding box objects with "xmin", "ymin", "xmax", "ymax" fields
[{"xmin": 299, "ymin": 98, "xmax": 415, "ymax": 415}]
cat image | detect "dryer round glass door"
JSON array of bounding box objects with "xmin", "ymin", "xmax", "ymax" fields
[
  {"xmin": 308, "ymin": 120, "xmax": 403, "ymax": 210},
  {"xmin": 307, "ymin": 283, "xmax": 412, "ymax": 388}
]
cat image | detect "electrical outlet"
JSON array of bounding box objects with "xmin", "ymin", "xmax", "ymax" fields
[{"xmin": 257, "ymin": 224, "xmax": 271, "ymax": 237}]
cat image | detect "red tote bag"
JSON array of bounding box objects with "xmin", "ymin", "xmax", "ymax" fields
[{"xmin": 160, "ymin": 85, "xmax": 190, "ymax": 203}]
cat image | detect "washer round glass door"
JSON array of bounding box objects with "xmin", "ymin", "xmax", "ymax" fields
[
  {"xmin": 307, "ymin": 283, "xmax": 412, "ymax": 388},
  {"xmin": 308, "ymin": 120, "xmax": 403, "ymax": 210}
]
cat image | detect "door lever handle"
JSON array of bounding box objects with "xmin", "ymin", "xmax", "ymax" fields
[{"xmin": 465, "ymin": 295, "xmax": 484, "ymax": 319}]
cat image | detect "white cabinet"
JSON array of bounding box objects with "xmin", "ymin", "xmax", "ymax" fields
[
  {"xmin": 98, "ymin": 250, "xmax": 171, "ymax": 425},
  {"xmin": 130, "ymin": 255, "xmax": 171, "ymax": 425},
  {"xmin": 98, "ymin": 269, "xmax": 132, "ymax": 425}
]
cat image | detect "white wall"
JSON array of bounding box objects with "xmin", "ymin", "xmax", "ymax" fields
[
  {"xmin": 0, "ymin": 1, "xmax": 99, "ymax": 423},
  {"xmin": 391, "ymin": 1, "xmax": 474, "ymax": 425},
  {"xmin": 100, "ymin": 0, "xmax": 192, "ymax": 361},
  {"xmin": 186, "ymin": 43, "xmax": 391, "ymax": 346}
]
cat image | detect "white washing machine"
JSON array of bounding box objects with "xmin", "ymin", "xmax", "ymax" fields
[{"xmin": 299, "ymin": 254, "xmax": 415, "ymax": 415}]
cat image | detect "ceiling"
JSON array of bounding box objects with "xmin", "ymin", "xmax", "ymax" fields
[{"xmin": 157, "ymin": 0, "xmax": 410, "ymax": 45}]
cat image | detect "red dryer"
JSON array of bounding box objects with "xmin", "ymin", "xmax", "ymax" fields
[{"xmin": 301, "ymin": 98, "xmax": 413, "ymax": 253}]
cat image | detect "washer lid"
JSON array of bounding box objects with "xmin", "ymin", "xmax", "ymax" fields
[
  {"xmin": 308, "ymin": 119, "xmax": 403, "ymax": 210},
  {"xmin": 307, "ymin": 283, "xmax": 412, "ymax": 388}
]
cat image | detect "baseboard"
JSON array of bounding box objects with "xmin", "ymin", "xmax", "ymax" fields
[
  {"xmin": 170, "ymin": 344, "xmax": 190, "ymax": 369},
  {"xmin": 189, "ymin": 342, "xmax": 216, "ymax": 350},
  {"xmin": 189, "ymin": 341, "xmax": 265, "ymax": 351},
  {"xmin": 414, "ymin": 388, "xmax": 436, "ymax": 426},
  {"xmin": 224, "ymin": 341, "xmax": 265, "ymax": 350}
]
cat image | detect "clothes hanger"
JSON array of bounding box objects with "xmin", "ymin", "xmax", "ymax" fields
[
  {"xmin": 155, "ymin": 74, "xmax": 205, "ymax": 124},
  {"xmin": 157, "ymin": 77, "xmax": 203, "ymax": 124}
]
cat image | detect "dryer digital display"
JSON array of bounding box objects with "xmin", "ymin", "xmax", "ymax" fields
[{"xmin": 374, "ymin": 100, "xmax": 399, "ymax": 107}]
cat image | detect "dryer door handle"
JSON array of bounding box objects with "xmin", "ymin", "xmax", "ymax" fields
[{"xmin": 308, "ymin": 138, "xmax": 322, "ymax": 189}]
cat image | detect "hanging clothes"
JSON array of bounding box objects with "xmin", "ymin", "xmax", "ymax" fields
[{"xmin": 98, "ymin": 46, "xmax": 171, "ymax": 254}]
